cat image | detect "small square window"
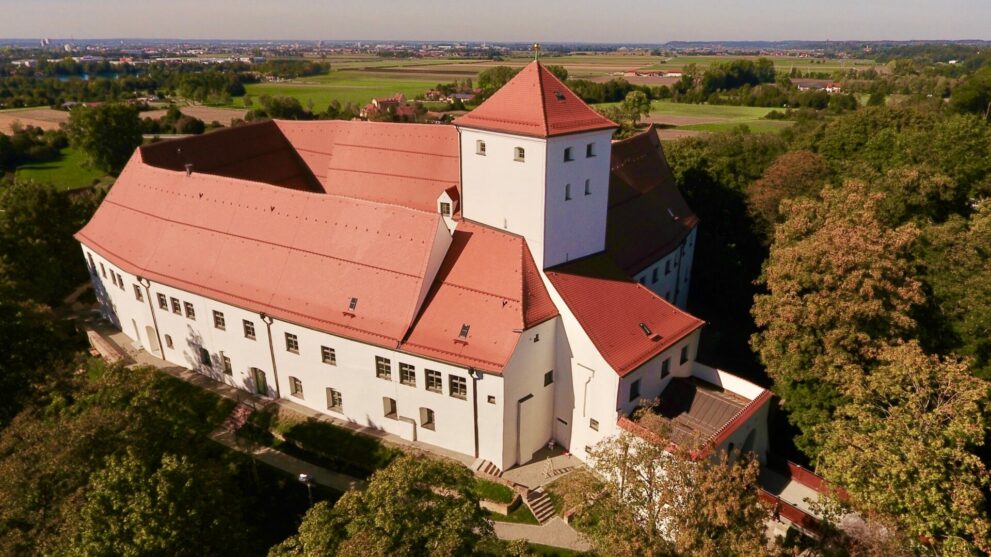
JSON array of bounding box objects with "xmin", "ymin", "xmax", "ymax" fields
[
  {"xmin": 544, "ymin": 370, "xmax": 554, "ymax": 386},
  {"xmin": 420, "ymin": 407, "xmax": 435, "ymax": 430},
  {"xmin": 661, "ymin": 358, "xmax": 671, "ymax": 379},
  {"xmin": 222, "ymin": 355, "xmax": 232, "ymax": 375},
  {"xmin": 680, "ymin": 345, "xmax": 690, "ymax": 365},
  {"xmin": 170, "ymin": 297, "xmax": 181, "ymax": 314},
  {"xmin": 321, "ymin": 346, "xmax": 336, "ymax": 365},
  {"xmin": 514, "ymin": 147, "xmax": 525, "ymax": 162},
  {"xmin": 376, "ymin": 356, "xmax": 392, "ymax": 380},
  {"xmin": 440, "ymin": 201, "xmax": 451, "ymax": 216},
  {"xmin": 384, "ymin": 397, "xmax": 397, "ymax": 419},
  {"xmin": 476, "ymin": 140, "xmax": 486, "ymax": 155},
  {"xmin": 629, "ymin": 378, "xmax": 641, "ymax": 401},
  {"xmin": 487, "ymin": 395, "xmax": 496, "ymax": 404},
  {"xmin": 164, "ymin": 334, "xmax": 173, "ymax": 349},
  {"xmin": 426, "ymin": 369, "xmax": 442, "ymax": 393},
  {"xmin": 400, "ymin": 363, "xmax": 416, "ymax": 386},
  {"xmin": 285, "ymin": 332, "xmax": 299, "ymax": 354},
  {"xmin": 184, "ymin": 302, "xmax": 195, "ymax": 320},
  {"xmin": 290, "ymin": 376, "xmax": 303, "ymax": 398},
  {"xmin": 449, "ymin": 375, "xmax": 467, "ymax": 399},
  {"xmin": 586, "ymin": 143, "xmax": 595, "ymax": 158},
  {"xmin": 564, "ymin": 147, "xmax": 573, "ymax": 162},
  {"xmin": 199, "ymin": 347, "xmax": 211, "ymax": 367},
  {"xmin": 590, "ymin": 418, "xmax": 599, "ymax": 431},
  {"xmin": 327, "ymin": 388, "xmax": 343, "ymax": 412},
  {"xmin": 157, "ymin": 293, "xmax": 168, "ymax": 310},
  {"xmin": 213, "ymin": 310, "xmax": 225, "ymax": 330},
  {"xmin": 584, "ymin": 179, "xmax": 591, "ymax": 196},
  {"xmin": 243, "ymin": 320, "xmax": 256, "ymax": 340}
]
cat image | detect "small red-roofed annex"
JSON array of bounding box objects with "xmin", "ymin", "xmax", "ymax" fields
[{"xmin": 76, "ymin": 61, "xmax": 768, "ymax": 473}]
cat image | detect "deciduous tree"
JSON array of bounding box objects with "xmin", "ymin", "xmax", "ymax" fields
[{"xmin": 65, "ymin": 103, "xmax": 142, "ymax": 174}]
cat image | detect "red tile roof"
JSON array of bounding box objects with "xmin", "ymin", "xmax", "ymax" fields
[
  {"xmin": 545, "ymin": 254, "xmax": 704, "ymax": 376},
  {"xmin": 402, "ymin": 222, "xmax": 558, "ymax": 372},
  {"xmin": 454, "ymin": 61, "xmax": 617, "ymax": 138},
  {"xmin": 608, "ymin": 126, "xmax": 699, "ymax": 274}
]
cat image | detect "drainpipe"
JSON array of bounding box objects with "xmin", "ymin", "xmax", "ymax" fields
[
  {"xmin": 469, "ymin": 367, "xmax": 481, "ymax": 458},
  {"xmin": 516, "ymin": 393, "xmax": 533, "ymax": 465},
  {"xmin": 260, "ymin": 313, "xmax": 282, "ymax": 399},
  {"xmin": 582, "ymin": 367, "xmax": 595, "ymax": 418},
  {"xmin": 137, "ymin": 277, "xmax": 163, "ymax": 358}
]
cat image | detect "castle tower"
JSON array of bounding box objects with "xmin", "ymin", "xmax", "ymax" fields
[{"xmin": 454, "ymin": 62, "xmax": 617, "ymax": 269}]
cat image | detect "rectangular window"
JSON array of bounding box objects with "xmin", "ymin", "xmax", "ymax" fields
[
  {"xmin": 586, "ymin": 142, "xmax": 596, "ymax": 158},
  {"xmin": 565, "ymin": 183, "xmax": 572, "ymax": 201},
  {"xmin": 100, "ymin": 263, "xmax": 107, "ymax": 278},
  {"xmin": 170, "ymin": 297, "xmax": 181, "ymax": 314},
  {"xmin": 487, "ymin": 395, "xmax": 496, "ymax": 404},
  {"xmin": 475, "ymin": 140, "xmax": 486, "ymax": 155},
  {"xmin": 133, "ymin": 284, "xmax": 143, "ymax": 301},
  {"xmin": 629, "ymin": 378, "xmax": 641, "ymax": 401},
  {"xmin": 222, "ymin": 355, "xmax": 232, "ymax": 375},
  {"xmin": 321, "ymin": 346, "xmax": 336, "ymax": 365},
  {"xmin": 420, "ymin": 407, "xmax": 435, "ymax": 430},
  {"xmin": 426, "ymin": 369, "xmax": 442, "ymax": 393},
  {"xmin": 109, "ymin": 271, "xmax": 117, "ymax": 287},
  {"xmin": 285, "ymin": 332, "xmax": 299, "ymax": 354},
  {"xmin": 514, "ymin": 146, "xmax": 525, "ymax": 162},
  {"xmin": 165, "ymin": 334, "xmax": 173, "ymax": 348},
  {"xmin": 327, "ymin": 388, "xmax": 343, "ymax": 412},
  {"xmin": 590, "ymin": 418, "xmax": 599, "ymax": 431},
  {"xmin": 184, "ymin": 302, "xmax": 195, "ymax": 320},
  {"xmin": 440, "ymin": 202, "xmax": 451, "ymax": 216},
  {"xmin": 157, "ymin": 293, "xmax": 168, "ymax": 310},
  {"xmin": 383, "ymin": 397, "xmax": 397, "ymax": 419},
  {"xmin": 375, "ymin": 356, "xmax": 392, "ymax": 380},
  {"xmin": 400, "ymin": 363, "xmax": 416, "ymax": 386},
  {"xmin": 665, "ymin": 260, "xmax": 672, "ymax": 276},
  {"xmin": 544, "ymin": 370, "xmax": 554, "ymax": 386},
  {"xmin": 652, "ymin": 268, "xmax": 658, "ymax": 284},
  {"xmin": 243, "ymin": 320, "xmax": 256, "ymax": 340},
  {"xmin": 199, "ymin": 347, "xmax": 211, "ymax": 367},
  {"xmin": 449, "ymin": 376, "xmax": 467, "ymax": 400},
  {"xmin": 564, "ymin": 147, "xmax": 573, "ymax": 162},
  {"xmin": 680, "ymin": 345, "xmax": 690, "ymax": 364},
  {"xmin": 290, "ymin": 376, "xmax": 303, "ymax": 398},
  {"xmin": 117, "ymin": 273, "xmax": 125, "ymax": 290},
  {"xmin": 87, "ymin": 253, "xmax": 96, "ymax": 271},
  {"xmin": 584, "ymin": 179, "xmax": 591, "ymax": 196},
  {"xmin": 661, "ymin": 358, "xmax": 670, "ymax": 379},
  {"xmin": 213, "ymin": 310, "xmax": 225, "ymax": 330}
]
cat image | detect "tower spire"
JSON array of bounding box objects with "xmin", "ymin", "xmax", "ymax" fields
[{"xmin": 532, "ymin": 42, "xmax": 541, "ymax": 61}]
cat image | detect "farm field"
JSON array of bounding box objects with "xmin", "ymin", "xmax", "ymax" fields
[
  {"xmin": 646, "ymin": 55, "xmax": 882, "ymax": 73},
  {"xmin": 15, "ymin": 147, "xmax": 109, "ymax": 190},
  {"xmin": 0, "ymin": 107, "xmax": 70, "ymax": 133},
  {"xmin": 633, "ymin": 100, "xmax": 790, "ymax": 139},
  {"xmin": 143, "ymin": 105, "xmax": 248, "ymax": 125},
  {"xmin": 234, "ymin": 71, "xmax": 440, "ymax": 109}
]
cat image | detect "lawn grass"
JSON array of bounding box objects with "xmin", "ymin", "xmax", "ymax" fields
[
  {"xmin": 678, "ymin": 119, "xmax": 794, "ymax": 133},
  {"xmin": 473, "ymin": 477, "xmax": 516, "ymax": 504},
  {"xmin": 235, "ymin": 70, "xmax": 439, "ymax": 109},
  {"xmin": 647, "ymin": 100, "xmax": 780, "ymax": 120},
  {"xmin": 527, "ymin": 542, "xmax": 589, "ymax": 557},
  {"xmin": 15, "ymin": 147, "xmax": 109, "ymax": 190},
  {"xmin": 484, "ymin": 503, "xmax": 540, "ymax": 525}
]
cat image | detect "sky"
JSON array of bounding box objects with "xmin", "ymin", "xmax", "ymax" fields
[{"xmin": 0, "ymin": 0, "xmax": 988, "ymax": 42}]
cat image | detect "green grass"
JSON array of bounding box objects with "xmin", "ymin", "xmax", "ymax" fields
[
  {"xmin": 235, "ymin": 70, "xmax": 440, "ymax": 109},
  {"xmin": 646, "ymin": 100, "xmax": 780, "ymax": 120},
  {"xmin": 679, "ymin": 119, "xmax": 794, "ymax": 133},
  {"xmin": 473, "ymin": 478, "xmax": 516, "ymax": 504},
  {"xmin": 528, "ymin": 542, "xmax": 589, "ymax": 557},
  {"xmin": 484, "ymin": 503, "xmax": 540, "ymax": 525},
  {"xmin": 15, "ymin": 147, "xmax": 109, "ymax": 190},
  {"xmin": 648, "ymin": 55, "xmax": 880, "ymax": 73}
]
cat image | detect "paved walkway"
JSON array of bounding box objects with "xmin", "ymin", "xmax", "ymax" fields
[{"xmin": 492, "ymin": 517, "xmax": 592, "ymax": 551}]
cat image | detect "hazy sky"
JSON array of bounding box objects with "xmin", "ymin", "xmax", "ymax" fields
[{"xmin": 0, "ymin": 0, "xmax": 988, "ymax": 42}]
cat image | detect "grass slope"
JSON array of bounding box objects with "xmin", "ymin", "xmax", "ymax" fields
[{"xmin": 15, "ymin": 147, "xmax": 108, "ymax": 190}]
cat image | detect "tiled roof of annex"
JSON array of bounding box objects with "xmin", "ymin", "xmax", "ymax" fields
[
  {"xmin": 76, "ymin": 149, "xmax": 556, "ymax": 373},
  {"xmin": 545, "ymin": 253, "xmax": 705, "ymax": 377},
  {"xmin": 453, "ymin": 61, "xmax": 618, "ymax": 138}
]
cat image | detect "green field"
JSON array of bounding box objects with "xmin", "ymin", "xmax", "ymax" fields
[
  {"xmin": 236, "ymin": 71, "xmax": 441, "ymax": 110},
  {"xmin": 15, "ymin": 147, "xmax": 109, "ymax": 190},
  {"xmin": 648, "ymin": 55, "xmax": 881, "ymax": 73},
  {"xmin": 647, "ymin": 100, "xmax": 791, "ymax": 134}
]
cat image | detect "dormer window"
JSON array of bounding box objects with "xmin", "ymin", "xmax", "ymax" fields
[
  {"xmin": 554, "ymin": 91, "xmax": 566, "ymax": 101},
  {"xmin": 459, "ymin": 324, "xmax": 470, "ymax": 338},
  {"xmin": 586, "ymin": 143, "xmax": 595, "ymax": 157},
  {"xmin": 564, "ymin": 147, "xmax": 573, "ymax": 162},
  {"xmin": 348, "ymin": 297, "xmax": 358, "ymax": 312},
  {"xmin": 514, "ymin": 147, "xmax": 525, "ymax": 162},
  {"xmin": 476, "ymin": 140, "xmax": 486, "ymax": 155},
  {"xmin": 440, "ymin": 202, "xmax": 451, "ymax": 216}
]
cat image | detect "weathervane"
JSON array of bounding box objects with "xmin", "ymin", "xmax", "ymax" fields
[{"xmin": 532, "ymin": 43, "xmax": 542, "ymax": 60}]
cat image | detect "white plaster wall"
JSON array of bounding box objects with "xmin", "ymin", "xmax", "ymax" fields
[
  {"xmin": 83, "ymin": 246, "xmax": 157, "ymax": 355},
  {"xmin": 712, "ymin": 401, "xmax": 770, "ymax": 464},
  {"xmin": 412, "ymin": 219, "xmax": 455, "ymax": 317},
  {"xmin": 690, "ymin": 363, "xmax": 765, "ymax": 401},
  {"xmin": 615, "ymin": 328, "xmax": 702, "ymax": 418},
  {"xmin": 458, "ymin": 128, "xmax": 548, "ymax": 263},
  {"xmin": 498, "ymin": 318, "xmax": 558, "ymax": 470},
  {"xmin": 543, "ymin": 130, "xmax": 614, "ymax": 268},
  {"xmin": 633, "ymin": 226, "xmax": 697, "ymax": 310}
]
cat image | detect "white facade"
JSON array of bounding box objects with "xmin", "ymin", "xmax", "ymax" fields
[{"xmin": 632, "ymin": 227, "xmax": 697, "ymax": 308}]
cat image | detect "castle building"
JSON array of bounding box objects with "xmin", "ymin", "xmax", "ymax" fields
[{"xmin": 77, "ymin": 62, "xmax": 769, "ymax": 471}]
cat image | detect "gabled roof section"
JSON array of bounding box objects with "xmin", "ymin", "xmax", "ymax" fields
[
  {"xmin": 607, "ymin": 126, "xmax": 699, "ymax": 275},
  {"xmin": 402, "ymin": 222, "xmax": 558, "ymax": 373},
  {"xmin": 76, "ymin": 152, "xmax": 446, "ymax": 351},
  {"xmin": 545, "ymin": 253, "xmax": 704, "ymax": 377},
  {"xmin": 454, "ymin": 61, "xmax": 618, "ymax": 138}
]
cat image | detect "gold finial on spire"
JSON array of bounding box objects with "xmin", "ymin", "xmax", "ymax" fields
[{"xmin": 532, "ymin": 43, "xmax": 541, "ymax": 61}]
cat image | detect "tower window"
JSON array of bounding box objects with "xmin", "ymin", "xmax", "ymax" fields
[
  {"xmin": 563, "ymin": 147, "xmax": 573, "ymax": 162},
  {"xmin": 565, "ymin": 184, "xmax": 572, "ymax": 201},
  {"xmin": 514, "ymin": 147, "xmax": 525, "ymax": 162},
  {"xmin": 476, "ymin": 140, "xmax": 486, "ymax": 155},
  {"xmin": 586, "ymin": 143, "xmax": 596, "ymax": 157},
  {"xmin": 584, "ymin": 179, "xmax": 591, "ymax": 195},
  {"xmin": 440, "ymin": 201, "xmax": 451, "ymax": 216}
]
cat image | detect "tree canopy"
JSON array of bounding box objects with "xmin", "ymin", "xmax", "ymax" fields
[{"xmin": 65, "ymin": 103, "xmax": 143, "ymax": 174}]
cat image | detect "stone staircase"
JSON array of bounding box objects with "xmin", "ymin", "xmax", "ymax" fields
[
  {"xmin": 220, "ymin": 402, "xmax": 255, "ymax": 433},
  {"xmin": 525, "ymin": 487, "xmax": 556, "ymax": 524},
  {"xmin": 471, "ymin": 458, "xmax": 503, "ymax": 478}
]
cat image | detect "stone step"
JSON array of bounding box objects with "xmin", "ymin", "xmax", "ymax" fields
[
  {"xmin": 221, "ymin": 402, "xmax": 255, "ymax": 433},
  {"xmin": 471, "ymin": 458, "xmax": 503, "ymax": 478},
  {"xmin": 525, "ymin": 488, "xmax": 556, "ymax": 524}
]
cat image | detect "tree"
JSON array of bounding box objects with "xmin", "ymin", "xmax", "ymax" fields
[
  {"xmin": 620, "ymin": 90, "xmax": 652, "ymax": 125},
  {"xmin": 57, "ymin": 451, "xmax": 247, "ymax": 557},
  {"xmin": 752, "ymin": 182, "xmax": 924, "ymax": 456},
  {"xmin": 271, "ymin": 455, "xmax": 495, "ymax": 557},
  {"xmin": 477, "ymin": 66, "xmax": 520, "ymax": 95},
  {"xmin": 564, "ymin": 428, "xmax": 771, "ymax": 557},
  {"xmin": 816, "ymin": 342, "xmax": 991, "ymax": 555},
  {"xmin": 746, "ymin": 150, "xmax": 830, "ymax": 237},
  {"xmin": 65, "ymin": 103, "xmax": 142, "ymax": 174},
  {"xmin": 949, "ymin": 67, "xmax": 991, "ymax": 119}
]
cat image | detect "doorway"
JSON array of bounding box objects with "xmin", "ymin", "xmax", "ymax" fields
[
  {"xmin": 145, "ymin": 326, "xmax": 161, "ymax": 356},
  {"xmin": 252, "ymin": 367, "xmax": 268, "ymax": 396}
]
